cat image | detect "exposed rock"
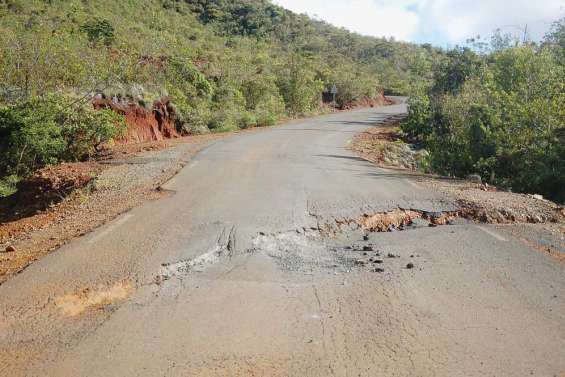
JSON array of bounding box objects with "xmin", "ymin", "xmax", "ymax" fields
[
  {"xmin": 359, "ymin": 209, "xmax": 422, "ymax": 232},
  {"xmin": 4, "ymin": 245, "xmax": 16, "ymax": 253},
  {"xmin": 466, "ymin": 174, "xmax": 482, "ymax": 184},
  {"xmin": 528, "ymin": 215, "xmax": 543, "ymax": 224}
]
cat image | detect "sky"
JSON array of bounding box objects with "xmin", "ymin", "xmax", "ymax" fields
[{"xmin": 274, "ymin": 0, "xmax": 565, "ymax": 47}]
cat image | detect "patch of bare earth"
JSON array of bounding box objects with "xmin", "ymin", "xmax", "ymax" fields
[
  {"xmin": 351, "ymin": 124, "xmax": 428, "ymax": 170},
  {"xmin": 54, "ymin": 281, "xmax": 132, "ymax": 317}
]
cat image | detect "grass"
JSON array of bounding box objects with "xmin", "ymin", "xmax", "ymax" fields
[{"xmin": 0, "ymin": 175, "xmax": 20, "ymax": 198}]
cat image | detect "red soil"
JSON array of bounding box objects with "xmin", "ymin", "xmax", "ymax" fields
[{"xmin": 93, "ymin": 97, "xmax": 180, "ymax": 144}]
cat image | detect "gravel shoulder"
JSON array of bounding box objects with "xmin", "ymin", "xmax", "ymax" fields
[{"xmin": 0, "ymin": 134, "xmax": 227, "ymax": 283}]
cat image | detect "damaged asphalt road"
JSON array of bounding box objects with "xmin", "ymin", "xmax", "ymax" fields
[{"xmin": 1, "ymin": 103, "xmax": 564, "ymax": 376}]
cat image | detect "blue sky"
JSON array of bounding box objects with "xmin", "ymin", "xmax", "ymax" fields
[{"xmin": 274, "ymin": 0, "xmax": 565, "ymax": 47}]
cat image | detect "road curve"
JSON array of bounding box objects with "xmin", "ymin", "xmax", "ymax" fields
[{"xmin": 1, "ymin": 103, "xmax": 564, "ymax": 376}]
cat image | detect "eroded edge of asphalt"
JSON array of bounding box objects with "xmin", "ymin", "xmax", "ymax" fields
[{"xmin": 0, "ymin": 137, "xmax": 224, "ymax": 285}]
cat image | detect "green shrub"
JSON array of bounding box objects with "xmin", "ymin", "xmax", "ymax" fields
[
  {"xmin": 404, "ymin": 44, "xmax": 565, "ymax": 202},
  {"xmin": 0, "ymin": 175, "xmax": 20, "ymax": 197},
  {"xmin": 182, "ymin": 103, "xmax": 212, "ymax": 135},
  {"xmin": 276, "ymin": 58, "xmax": 324, "ymax": 115},
  {"xmin": 80, "ymin": 18, "xmax": 116, "ymax": 46},
  {"xmin": 208, "ymin": 109, "xmax": 240, "ymax": 133},
  {"xmin": 168, "ymin": 58, "xmax": 214, "ymax": 99},
  {"xmin": 238, "ymin": 111, "xmax": 257, "ymax": 129},
  {"xmin": 255, "ymin": 109, "xmax": 279, "ymax": 127},
  {"xmin": 61, "ymin": 101, "xmax": 126, "ymax": 160},
  {"xmin": 0, "ymin": 95, "xmax": 125, "ymax": 177},
  {"xmin": 401, "ymin": 92, "xmax": 432, "ymax": 142},
  {"xmin": 0, "ymin": 97, "xmax": 66, "ymax": 176}
]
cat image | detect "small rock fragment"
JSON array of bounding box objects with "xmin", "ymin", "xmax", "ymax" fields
[
  {"xmin": 355, "ymin": 260, "xmax": 367, "ymax": 266},
  {"xmin": 387, "ymin": 253, "xmax": 397, "ymax": 258},
  {"xmin": 5, "ymin": 245, "xmax": 16, "ymax": 253},
  {"xmin": 529, "ymin": 215, "xmax": 543, "ymax": 224},
  {"xmin": 374, "ymin": 268, "xmax": 385, "ymax": 273},
  {"xmin": 362, "ymin": 246, "xmax": 373, "ymax": 251},
  {"xmin": 406, "ymin": 263, "xmax": 414, "ymax": 269},
  {"xmin": 373, "ymin": 259, "xmax": 383, "ymax": 264},
  {"xmin": 466, "ymin": 174, "xmax": 482, "ymax": 184},
  {"xmin": 363, "ymin": 235, "xmax": 369, "ymax": 241}
]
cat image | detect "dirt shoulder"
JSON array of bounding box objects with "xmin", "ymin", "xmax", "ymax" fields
[
  {"xmin": 350, "ymin": 124, "xmax": 565, "ymax": 260},
  {"xmin": 0, "ymin": 133, "xmax": 227, "ymax": 283}
]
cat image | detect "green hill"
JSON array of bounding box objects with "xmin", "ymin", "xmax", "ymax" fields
[
  {"xmin": 0, "ymin": 0, "xmax": 439, "ymax": 118},
  {"xmin": 0, "ymin": 0, "xmax": 441, "ymax": 189}
]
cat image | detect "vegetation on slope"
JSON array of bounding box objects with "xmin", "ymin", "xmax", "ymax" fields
[{"xmin": 402, "ymin": 21, "xmax": 565, "ymax": 202}]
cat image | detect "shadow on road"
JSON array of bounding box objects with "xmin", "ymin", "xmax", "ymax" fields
[
  {"xmin": 315, "ymin": 153, "xmax": 461, "ymax": 184},
  {"xmin": 314, "ymin": 154, "xmax": 373, "ymax": 163},
  {"xmin": 274, "ymin": 128, "xmax": 365, "ymax": 133}
]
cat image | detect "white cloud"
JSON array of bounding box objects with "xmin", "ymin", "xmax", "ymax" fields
[
  {"xmin": 422, "ymin": 0, "xmax": 564, "ymax": 45},
  {"xmin": 274, "ymin": 0, "xmax": 565, "ymax": 45},
  {"xmin": 274, "ymin": 0, "xmax": 421, "ymax": 41}
]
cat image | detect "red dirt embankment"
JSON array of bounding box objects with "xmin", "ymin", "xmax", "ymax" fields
[
  {"xmin": 344, "ymin": 93, "xmax": 395, "ymax": 110},
  {"xmin": 93, "ymin": 97, "xmax": 180, "ymax": 144},
  {"xmin": 321, "ymin": 91, "xmax": 394, "ymax": 110}
]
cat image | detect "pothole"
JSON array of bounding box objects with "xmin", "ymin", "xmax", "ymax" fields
[
  {"xmin": 249, "ymin": 229, "xmax": 420, "ymax": 276},
  {"xmin": 251, "ymin": 231, "xmax": 335, "ymax": 272}
]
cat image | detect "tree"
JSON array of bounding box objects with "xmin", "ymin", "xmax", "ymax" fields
[{"xmin": 80, "ymin": 18, "xmax": 115, "ymax": 46}]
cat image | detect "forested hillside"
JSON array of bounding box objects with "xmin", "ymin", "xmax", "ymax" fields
[{"xmin": 0, "ymin": 0, "xmax": 440, "ymax": 195}]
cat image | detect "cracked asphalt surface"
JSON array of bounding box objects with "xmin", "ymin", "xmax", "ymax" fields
[{"xmin": 1, "ymin": 103, "xmax": 564, "ymax": 376}]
